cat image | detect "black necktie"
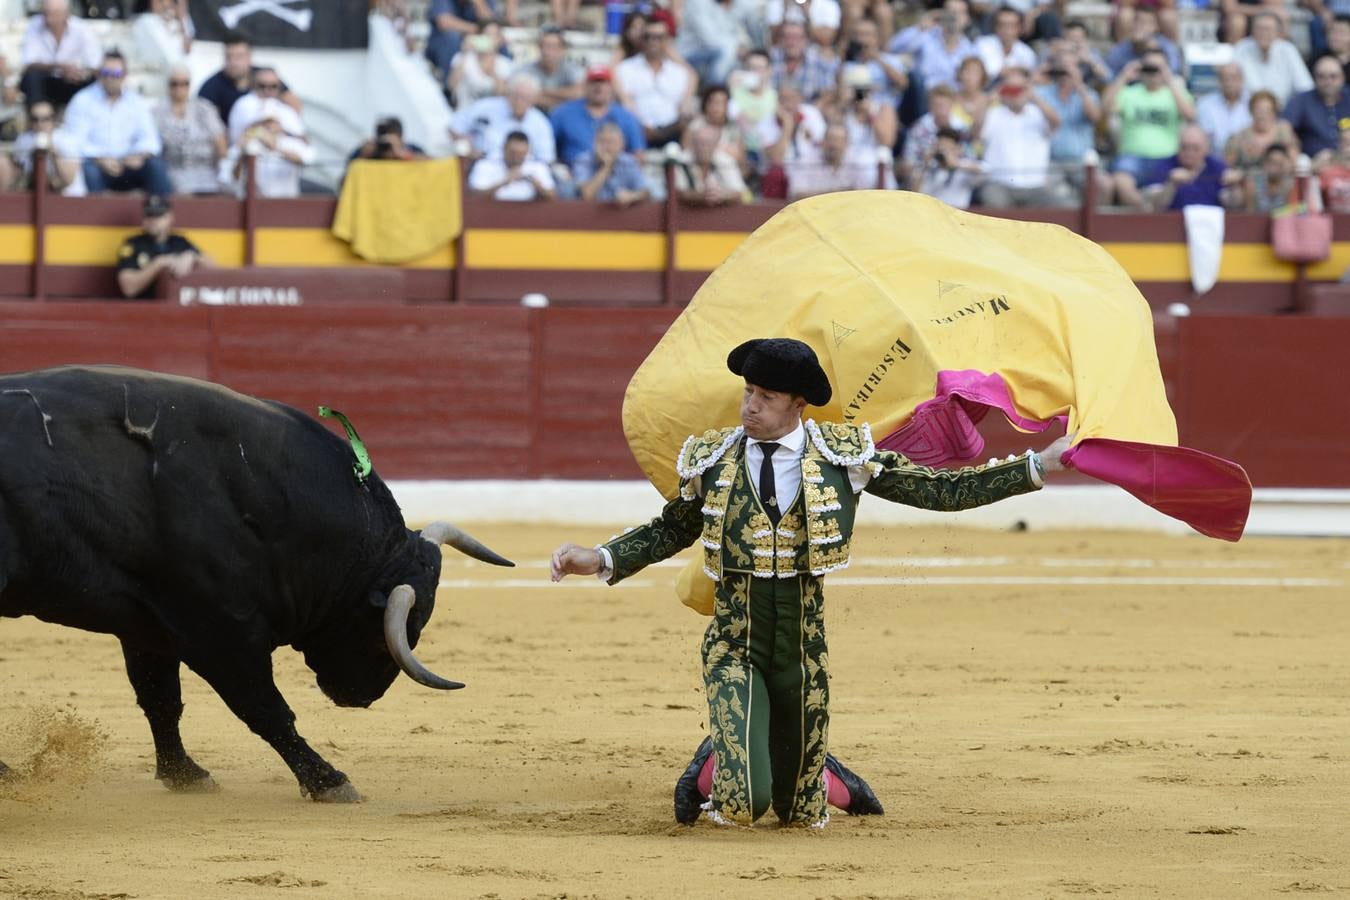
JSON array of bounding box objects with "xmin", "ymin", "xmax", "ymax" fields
[{"xmin": 758, "ymin": 442, "xmax": 781, "ymax": 524}]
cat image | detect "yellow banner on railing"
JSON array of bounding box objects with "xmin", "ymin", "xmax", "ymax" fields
[{"xmin": 333, "ymin": 157, "xmax": 462, "ymax": 264}]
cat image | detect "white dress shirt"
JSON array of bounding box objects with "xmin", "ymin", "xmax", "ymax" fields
[
  {"xmin": 1195, "ymin": 91, "xmax": 1251, "ymax": 157},
  {"xmin": 228, "ymin": 94, "xmax": 306, "ymax": 144},
  {"xmin": 615, "ymin": 55, "xmax": 692, "ymax": 129},
  {"xmin": 451, "ymin": 96, "xmax": 557, "ymax": 162},
  {"xmin": 1233, "ymin": 38, "xmax": 1312, "ymax": 107},
  {"xmin": 63, "ymin": 82, "xmax": 163, "ymax": 159},
  {"xmin": 467, "ymin": 157, "xmax": 557, "ymax": 200},
  {"xmin": 20, "ymin": 15, "xmax": 103, "ymax": 70},
  {"xmin": 974, "ymin": 35, "xmax": 1037, "ymax": 80},
  {"xmin": 980, "ymin": 102, "xmax": 1053, "ymax": 189}
]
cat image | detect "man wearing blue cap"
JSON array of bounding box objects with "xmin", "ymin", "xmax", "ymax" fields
[{"xmin": 552, "ymin": 338, "xmax": 1070, "ymax": 827}]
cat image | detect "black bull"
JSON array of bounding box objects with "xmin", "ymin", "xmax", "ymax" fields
[{"xmin": 0, "ymin": 365, "xmax": 513, "ymax": 801}]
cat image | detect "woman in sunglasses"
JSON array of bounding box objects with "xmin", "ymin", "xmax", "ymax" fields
[{"xmin": 154, "ymin": 65, "xmax": 226, "ymax": 195}]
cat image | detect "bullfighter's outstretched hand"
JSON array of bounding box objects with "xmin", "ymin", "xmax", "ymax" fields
[{"xmin": 550, "ymin": 543, "xmax": 601, "ymax": 582}]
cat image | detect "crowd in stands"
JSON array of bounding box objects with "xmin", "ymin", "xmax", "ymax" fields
[{"xmin": 8, "ymin": 0, "xmax": 1350, "ymax": 213}]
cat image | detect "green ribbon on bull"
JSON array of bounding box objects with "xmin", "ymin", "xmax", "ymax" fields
[{"xmin": 318, "ymin": 406, "xmax": 372, "ymax": 483}]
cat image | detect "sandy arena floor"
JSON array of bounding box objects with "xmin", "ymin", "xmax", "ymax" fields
[{"xmin": 2, "ymin": 523, "xmax": 1347, "ymax": 899}]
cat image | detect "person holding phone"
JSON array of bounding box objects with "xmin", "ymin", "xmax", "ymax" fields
[{"xmin": 1104, "ymin": 47, "xmax": 1195, "ymax": 209}]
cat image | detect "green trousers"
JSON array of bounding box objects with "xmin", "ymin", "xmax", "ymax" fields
[{"xmin": 701, "ymin": 572, "xmax": 830, "ymax": 825}]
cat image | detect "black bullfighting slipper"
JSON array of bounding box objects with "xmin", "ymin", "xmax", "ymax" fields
[
  {"xmin": 825, "ymin": 754, "xmax": 884, "ymax": 816},
  {"xmin": 673, "ymin": 736, "xmax": 714, "ymax": 824}
]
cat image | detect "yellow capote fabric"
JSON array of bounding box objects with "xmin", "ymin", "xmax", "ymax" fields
[
  {"xmin": 332, "ymin": 157, "xmax": 462, "ymax": 264},
  {"xmin": 625, "ymin": 191, "xmax": 1173, "ymax": 501}
]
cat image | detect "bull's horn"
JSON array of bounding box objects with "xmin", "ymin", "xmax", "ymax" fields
[
  {"xmin": 419, "ymin": 521, "xmax": 515, "ymax": 567},
  {"xmin": 384, "ymin": 585, "xmax": 464, "ymax": 691}
]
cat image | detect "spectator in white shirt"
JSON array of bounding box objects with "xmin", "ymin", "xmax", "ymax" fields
[
  {"xmin": 766, "ymin": 0, "xmax": 843, "ymax": 48},
  {"xmin": 452, "ymin": 73, "xmax": 557, "ymax": 162},
  {"xmin": 222, "ymin": 105, "xmax": 316, "ymax": 198},
  {"xmin": 134, "ymin": 0, "xmax": 195, "ymax": 72},
  {"xmin": 64, "ymin": 52, "xmax": 174, "ymax": 196},
  {"xmin": 788, "ymin": 122, "xmax": 876, "ymax": 197},
  {"xmin": 7, "ymin": 100, "xmax": 85, "ymax": 195},
  {"xmin": 977, "ymin": 65, "xmax": 1061, "ymax": 206},
  {"xmin": 615, "ymin": 19, "xmax": 696, "ymax": 147},
  {"xmin": 675, "ymin": 124, "xmax": 749, "ymax": 205},
  {"xmin": 19, "ymin": 0, "xmax": 102, "ymax": 109},
  {"xmin": 228, "ymin": 68, "xmax": 304, "ymax": 144},
  {"xmin": 468, "ymin": 130, "xmax": 557, "ymax": 201},
  {"xmin": 1233, "ymin": 12, "xmax": 1313, "ymax": 107},
  {"xmin": 761, "ymin": 80, "xmax": 827, "ymax": 163},
  {"xmin": 1196, "ymin": 63, "xmax": 1252, "ymax": 157},
  {"xmin": 975, "ymin": 7, "xmax": 1038, "ymax": 82}
]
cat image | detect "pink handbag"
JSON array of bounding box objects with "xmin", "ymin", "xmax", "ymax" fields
[{"xmin": 1271, "ymin": 207, "xmax": 1333, "ymax": 264}]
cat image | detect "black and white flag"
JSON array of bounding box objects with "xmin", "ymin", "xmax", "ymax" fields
[{"xmin": 189, "ymin": 0, "xmax": 369, "ymax": 49}]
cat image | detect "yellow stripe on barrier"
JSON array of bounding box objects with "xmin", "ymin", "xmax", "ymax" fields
[
  {"xmin": 183, "ymin": 229, "xmax": 246, "ymax": 267},
  {"xmin": 29, "ymin": 222, "xmax": 1350, "ymax": 284},
  {"xmin": 1102, "ymin": 241, "xmax": 1300, "ymax": 283},
  {"xmin": 44, "ymin": 226, "xmax": 247, "ymax": 267},
  {"xmin": 676, "ymin": 232, "xmax": 745, "ymax": 271},
  {"xmin": 0, "ymin": 225, "xmax": 35, "ymax": 264},
  {"xmin": 44, "ymin": 225, "xmax": 139, "ymax": 265},
  {"xmin": 1305, "ymin": 243, "xmax": 1350, "ymax": 280},
  {"xmin": 466, "ymin": 229, "xmax": 664, "ymax": 270}
]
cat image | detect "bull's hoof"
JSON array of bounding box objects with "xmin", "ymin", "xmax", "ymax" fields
[
  {"xmin": 311, "ymin": 781, "xmax": 363, "ymax": 803},
  {"xmin": 162, "ymin": 774, "xmax": 221, "ymax": 794}
]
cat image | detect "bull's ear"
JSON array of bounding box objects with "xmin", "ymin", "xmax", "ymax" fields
[{"xmin": 367, "ymin": 590, "xmax": 388, "ymax": 609}]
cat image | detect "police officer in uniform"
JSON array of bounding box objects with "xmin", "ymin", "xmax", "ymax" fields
[{"xmin": 117, "ymin": 194, "xmax": 211, "ymax": 300}]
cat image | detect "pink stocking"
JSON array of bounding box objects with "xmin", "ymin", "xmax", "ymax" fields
[
  {"xmin": 696, "ymin": 754, "xmax": 714, "ymax": 797},
  {"xmin": 823, "ymin": 769, "xmax": 851, "ymax": 809}
]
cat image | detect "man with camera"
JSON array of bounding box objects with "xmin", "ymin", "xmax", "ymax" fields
[
  {"xmin": 917, "ymin": 125, "xmax": 982, "ymax": 208},
  {"xmin": 351, "ymin": 116, "xmax": 428, "ymax": 163},
  {"xmin": 841, "ymin": 19, "xmax": 908, "ymax": 109},
  {"xmin": 1104, "ymin": 47, "xmax": 1195, "ymax": 209}
]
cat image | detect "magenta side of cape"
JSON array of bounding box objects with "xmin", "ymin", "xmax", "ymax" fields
[{"xmin": 874, "ymin": 370, "xmax": 1252, "ymax": 542}]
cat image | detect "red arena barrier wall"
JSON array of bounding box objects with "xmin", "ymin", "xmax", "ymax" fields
[{"xmin": 2, "ymin": 302, "xmax": 1346, "ymax": 487}]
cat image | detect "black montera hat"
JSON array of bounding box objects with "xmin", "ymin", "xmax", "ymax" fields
[{"xmin": 726, "ymin": 338, "xmax": 832, "ymax": 406}]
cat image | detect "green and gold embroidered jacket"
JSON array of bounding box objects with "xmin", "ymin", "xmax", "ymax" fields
[{"xmin": 603, "ymin": 420, "xmax": 1044, "ymax": 585}]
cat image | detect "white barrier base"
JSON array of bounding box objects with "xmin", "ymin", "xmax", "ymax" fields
[{"xmin": 388, "ymin": 481, "xmax": 1350, "ymax": 538}]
